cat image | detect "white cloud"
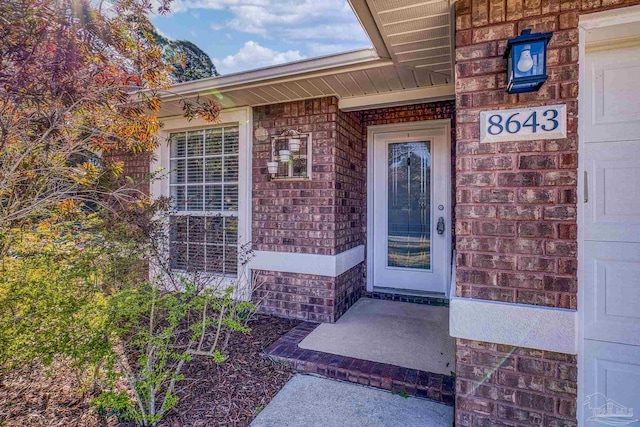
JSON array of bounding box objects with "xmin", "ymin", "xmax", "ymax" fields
[
  {"xmin": 166, "ymin": 0, "xmax": 267, "ymax": 15},
  {"xmin": 163, "ymin": 0, "xmax": 369, "ymax": 44},
  {"xmin": 214, "ymin": 41, "xmax": 305, "ymax": 74},
  {"xmin": 154, "ymin": 0, "xmax": 371, "ymax": 73},
  {"xmin": 225, "ymin": 1, "xmax": 367, "ymax": 41}
]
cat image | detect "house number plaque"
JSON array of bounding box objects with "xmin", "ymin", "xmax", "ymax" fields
[{"xmin": 479, "ymin": 104, "xmax": 566, "ymax": 143}]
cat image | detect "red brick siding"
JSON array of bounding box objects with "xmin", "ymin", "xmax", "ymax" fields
[
  {"xmin": 252, "ymin": 100, "xmax": 456, "ymax": 322},
  {"xmin": 335, "ymin": 110, "xmax": 366, "ymax": 253},
  {"xmin": 254, "ymin": 264, "xmax": 364, "ymax": 323},
  {"xmin": 105, "ymin": 152, "xmax": 151, "ymax": 195},
  {"xmin": 361, "ymin": 101, "xmax": 456, "ymax": 128},
  {"xmin": 334, "ymin": 263, "xmax": 365, "ymax": 320},
  {"xmin": 455, "ymin": 0, "xmax": 580, "ymax": 309},
  {"xmin": 454, "ymin": 0, "xmax": 640, "ymax": 425},
  {"xmin": 254, "ymin": 270, "xmax": 336, "ymax": 322},
  {"xmin": 253, "ymin": 97, "xmax": 342, "ymax": 255},
  {"xmin": 252, "ymin": 98, "xmax": 366, "ymax": 322},
  {"xmin": 456, "ymin": 339, "xmax": 578, "ymax": 427}
]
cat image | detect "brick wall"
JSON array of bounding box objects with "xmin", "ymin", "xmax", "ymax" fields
[
  {"xmin": 253, "ymin": 264, "xmax": 364, "ymax": 323},
  {"xmin": 335, "ymin": 110, "xmax": 366, "ymax": 254},
  {"xmin": 254, "ymin": 263, "xmax": 365, "ymax": 323},
  {"xmin": 252, "ymin": 98, "xmax": 366, "ymax": 322},
  {"xmin": 455, "ymin": 0, "xmax": 579, "ymax": 309},
  {"xmin": 456, "ymin": 340, "xmax": 578, "ymax": 426},
  {"xmin": 253, "ymin": 97, "xmax": 342, "ymax": 255},
  {"xmin": 105, "ymin": 151, "xmax": 151, "ymax": 195},
  {"xmin": 454, "ymin": 0, "xmax": 640, "ymax": 425},
  {"xmin": 334, "ymin": 263, "xmax": 365, "ymax": 320}
]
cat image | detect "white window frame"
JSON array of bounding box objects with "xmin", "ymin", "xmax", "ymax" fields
[{"xmin": 150, "ymin": 107, "xmax": 253, "ymax": 298}]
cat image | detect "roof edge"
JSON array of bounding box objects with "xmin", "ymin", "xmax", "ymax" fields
[
  {"xmin": 159, "ymin": 48, "xmax": 382, "ymax": 99},
  {"xmin": 347, "ymin": 0, "xmax": 391, "ymax": 59}
]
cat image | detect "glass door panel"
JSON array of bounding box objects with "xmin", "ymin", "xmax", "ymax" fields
[{"xmin": 387, "ymin": 141, "xmax": 431, "ymax": 270}]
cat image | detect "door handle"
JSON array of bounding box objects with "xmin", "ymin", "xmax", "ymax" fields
[
  {"xmin": 583, "ymin": 170, "xmax": 588, "ymax": 203},
  {"xmin": 437, "ymin": 217, "xmax": 445, "ymax": 235}
]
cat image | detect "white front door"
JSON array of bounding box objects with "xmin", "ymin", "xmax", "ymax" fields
[
  {"xmin": 580, "ymin": 23, "xmax": 640, "ymax": 425},
  {"xmin": 369, "ymin": 122, "xmax": 451, "ymax": 294}
]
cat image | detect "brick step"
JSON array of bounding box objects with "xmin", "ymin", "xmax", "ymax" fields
[{"xmin": 263, "ymin": 322, "xmax": 455, "ymax": 406}]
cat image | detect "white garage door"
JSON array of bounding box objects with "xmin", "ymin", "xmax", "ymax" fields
[{"xmin": 581, "ymin": 30, "xmax": 640, "ymax": 425}]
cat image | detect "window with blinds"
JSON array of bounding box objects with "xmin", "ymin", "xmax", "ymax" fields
[{"xmin": 168, "ymin": 126, "xmax": 239, "ymax": 275}]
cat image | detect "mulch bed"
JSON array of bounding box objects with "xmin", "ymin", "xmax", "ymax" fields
[{"xmin": 0, "ymin": 315, "xmax": 301, "ymax": 427}]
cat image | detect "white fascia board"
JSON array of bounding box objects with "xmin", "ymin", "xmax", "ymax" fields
[
  {"xmin": 158, "ymin": 49, "xmax": 385, "ymax": 99},
  {"xmin": 250, "ymin": 245, "xmax": 365, "ymax": 278},
  {"xmin": 579, "ymin": 4, "xmax": 640, "ymax": 29},
  {"xmin": 339, "ymin": 84, "xmax": 455, "ymax": 111},
  {"xmin": 450, "ymin": 296, "xmax": 578, "ymax": 354},
  {"xmin": 348, "ymin": 0, "xmax": 391, "ymax": 59}
]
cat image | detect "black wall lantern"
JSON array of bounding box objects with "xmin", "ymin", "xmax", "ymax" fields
[{"xmin": 503, "ymin": 29, "xmax": 553, "ymax": 94}]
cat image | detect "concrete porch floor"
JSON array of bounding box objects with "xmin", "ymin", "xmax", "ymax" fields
[{"xmin": 298, "ymin": 298, "xmax": 455, "ymax": 376}]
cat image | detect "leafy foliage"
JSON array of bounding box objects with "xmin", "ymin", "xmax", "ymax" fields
[
  {"xmin": 93, "ymin": 205, "xmax": 259, "ymax": 426},
  {"xmin": 0, "ymin": 0, "xmax": 220, "ymax": 232},
  {"xmin": 0, "ymin": 201, "xmax": 260, "ymax": 426},
  {"xmin": 0, "ymin": 1, "xmax": 247, "ymax": 426},
  {"xmin": 153, "ymin": 30, "xmax": 219, "ymax": 82},
  {"xmin": 94, "ymin": 278, "xmax": 257, "ymax": 425},
  {"xmin": 0, "ymin": 215, "xmax": 112, "ymax": 370}
]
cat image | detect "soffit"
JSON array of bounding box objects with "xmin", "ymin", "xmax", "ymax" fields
[{"xmin": 349, "ymin": 0, "xmax": 454, "ymax": 80}]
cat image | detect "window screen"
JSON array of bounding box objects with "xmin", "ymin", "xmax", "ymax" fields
[{"xmin": 168, "ymin": 126, "xmax": 239, "ymax": 275}]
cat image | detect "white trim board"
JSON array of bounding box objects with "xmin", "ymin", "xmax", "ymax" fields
[
  {"xmin": 579, "ymin": 4, "xmax": 640, "ymax": 29},
  {"xmin": 339, "ymin": 85, "xmax": 454, "ymax": 111},
  {"xmin": 249, "ymin": 245, "xmax": 365, "ymax": 278},
  {"xmin": 449, "ymin": 297, "xmax": 577, "ymax": 355}
]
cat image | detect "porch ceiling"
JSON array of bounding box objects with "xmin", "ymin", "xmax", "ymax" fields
[{"xmin": 349, "ymin": 0, "xmax": 455, "ymax": 80}]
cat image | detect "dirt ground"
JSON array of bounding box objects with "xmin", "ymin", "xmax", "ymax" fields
[{"xmin": 0, "ymin": 315, "xmax": 300, "ymax": 427}]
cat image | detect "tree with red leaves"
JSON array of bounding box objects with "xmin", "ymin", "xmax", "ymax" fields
[{"xmin": 0, "ymin": 0, "xmax": 220, "ymax": 235}]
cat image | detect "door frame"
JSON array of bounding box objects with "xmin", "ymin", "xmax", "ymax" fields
[
  {"xmin": 578, "ymin": 6, "xmax": 640, "ymax": 424},
  {"xmin": 366, "ymin": 119, "xmax": 452, "ymax": 295}
]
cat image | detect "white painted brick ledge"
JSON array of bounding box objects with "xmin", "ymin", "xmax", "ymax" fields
[
  {"xmin": 249, "ymin": 245, "xmax": 365, "ymax": 278},
  {"xmin": 449, "ymin": 296, "xmax": 577, "ymax": 355}
]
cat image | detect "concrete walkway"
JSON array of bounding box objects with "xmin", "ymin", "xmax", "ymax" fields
[{"xmin": 250, "ymin": 375, "xmax": 454, "ymax": 427}]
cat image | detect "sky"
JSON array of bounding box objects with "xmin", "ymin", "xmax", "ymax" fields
[{"xmin": 150, "ymin": 0, "xmax": 373, "ymax": 75}]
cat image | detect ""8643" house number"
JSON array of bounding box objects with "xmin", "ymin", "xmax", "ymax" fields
[{"xmin": 479, "ymin": 104, "xmax": 567, "ymax": 143}]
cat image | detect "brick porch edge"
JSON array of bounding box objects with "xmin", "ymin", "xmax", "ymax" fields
[{"xmin": 263, "ymin": 322, "xmax": 455, "ymax": 406}]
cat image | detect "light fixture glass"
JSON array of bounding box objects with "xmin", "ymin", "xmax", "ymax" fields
[
  {"xmin": 517, "ymin": 47, "xmax": 534, "ymax": 73},
  {"xmin": 503, "ymin": 29, "xmax": 552, "ymax": 94}
]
